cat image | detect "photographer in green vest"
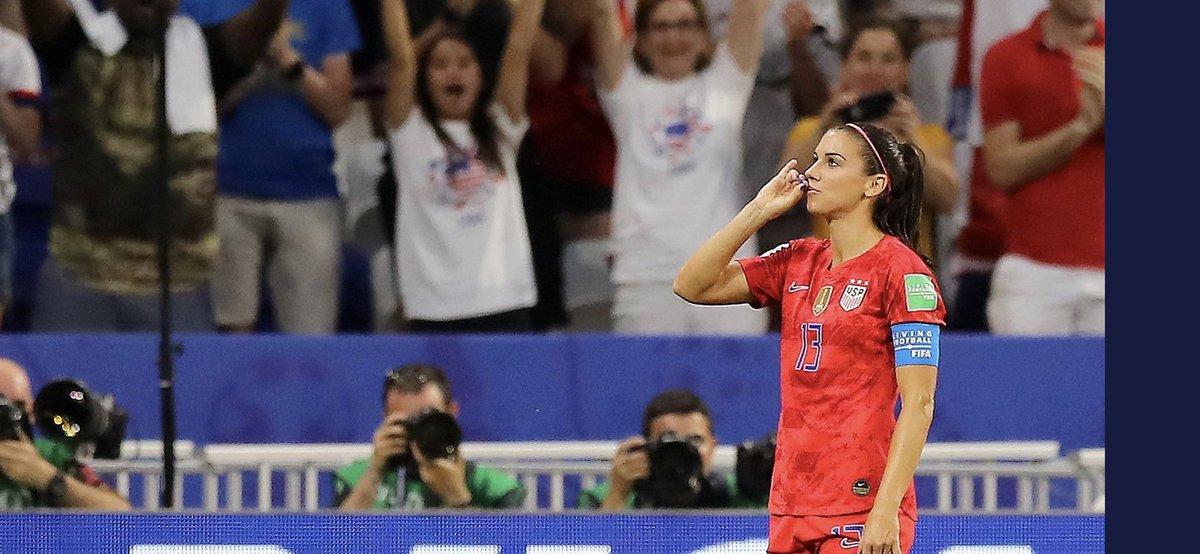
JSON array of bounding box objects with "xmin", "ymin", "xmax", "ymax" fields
[
  {"xmin": 335, "ymin": 363, "xmax": 526, "ymax": 510},
  {"xmin": 0, "ymin": 358, "xmax": 131, "ymax": 510}
]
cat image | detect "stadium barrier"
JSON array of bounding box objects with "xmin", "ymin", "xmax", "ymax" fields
[
  {"xmin": 90, "ymin": 440, "xmax": 1104, "ymax": 514},
  {"xmin": 1073, "ymin": 447, "xmax": 1105, "ymax": 511}
]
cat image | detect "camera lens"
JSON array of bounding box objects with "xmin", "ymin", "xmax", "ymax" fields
[
  {"xmin": 404, "ymin": 408, "xmax": 462, "ymax": 461},
  {"xmin": 735, "ymin": 433, "xmax": 776, "ymax": 499},
  {"xmin": 640, "ymin": 430, "xmax": 705, "ymax": 508},
  {"xmin": 34, "ymin": 379, "xmax": 107, "ymax": 443}
]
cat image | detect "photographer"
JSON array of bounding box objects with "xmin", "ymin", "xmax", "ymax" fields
[
  {"xmin": 577, "ymin": 389, "xmax": 766, "ymax": 510},
  {"xmin": 0, "ymin": 358, "xmax": 131, "ymax": 510},
  {"xmin": 334, "ymin": 363, "xmax": 526, "ymax": 510},
  {"xmin": 778, "ymin": 15, "xmax": 958, "ymax": 264}
]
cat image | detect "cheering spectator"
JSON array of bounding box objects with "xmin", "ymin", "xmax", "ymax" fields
[
  {"xmin": 519, "ymin": 0, "xmax": 628, "ymax": 331},
  {"xmin": 981, "ymin": 0, "xmax": 1104, "ymax": 336},
  {"xmin": 943, "ymin": 0, "xmax": 1045, "ymax": 332},
  {"xmin": 380, "ymin": 0, "xmax": 544, "ymax": 332},
  {"xmin": 205, "ymin": 0, "xmax": 361, "ymax": 334},
  {"xmin": 780, "ymin": 15, "xmax": 958, "ymax": 265},
  {"xmin": 590, "ymin": 0, "xmax": 770, "ymax": 335}
]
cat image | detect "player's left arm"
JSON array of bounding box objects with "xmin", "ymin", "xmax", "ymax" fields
[{"xmin": 861, "ymin": 322, "xmax": 940, "ymax": 554}]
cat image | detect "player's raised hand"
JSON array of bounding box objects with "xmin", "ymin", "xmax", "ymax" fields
[{"xmin": 750, "ymin": 159, "xmax": 807, "ymax": 221}]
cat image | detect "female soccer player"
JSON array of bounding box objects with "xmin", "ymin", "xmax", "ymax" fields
[{"xmin": 674, "ymin": 122, "xmax": 944, "ymax": 554}]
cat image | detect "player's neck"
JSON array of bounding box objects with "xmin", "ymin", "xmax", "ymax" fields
[{"xmin": 827, "ymin": 218, "xmax": 885, "ymax": 269}]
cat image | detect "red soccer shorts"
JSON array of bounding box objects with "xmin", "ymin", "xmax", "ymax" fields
[{"xmin": 767, "ymin": 511, "xmax": 917, "ymax": 553}]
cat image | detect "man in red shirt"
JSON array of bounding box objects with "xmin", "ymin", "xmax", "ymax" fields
[{"xmin": 980, "ymin": 0, "xmax": 1104, "ymax": 336}]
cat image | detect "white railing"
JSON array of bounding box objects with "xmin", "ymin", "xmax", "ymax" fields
[
  {"xmin": 89, "ymin": 440, "xmax": 1102, "ymax": 514},
  {"xmin": 915, "ymin": 440, "xmax": 1066, "ymax": 514},
  {"xmin": 1072, "ymin": 447, "xmax": 1105, "ymax": 512}
]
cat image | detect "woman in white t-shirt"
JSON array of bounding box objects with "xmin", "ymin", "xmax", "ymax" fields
[
  {"xmin": 590, "ymin": 0, "xmax": 771, "ymax": 335},
  {"xmin": 381, "ymin": 0, "xmax": 545, "ymax": 331}
]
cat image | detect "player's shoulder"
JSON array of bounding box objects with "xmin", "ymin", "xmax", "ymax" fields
[
  {"xmin": 877, "ymin": 236, "xmax": 936, "ymax": 276},
  {"xmin": 760, "ymin": 237, "xmax": 828, "ymax": 259}
]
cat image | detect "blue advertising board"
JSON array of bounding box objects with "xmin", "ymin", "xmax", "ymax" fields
[{"xmin": 3, "ymin": 513, "xmax": 1104, "ymax": 554}]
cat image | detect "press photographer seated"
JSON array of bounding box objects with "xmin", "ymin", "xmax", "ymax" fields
[
  {"xmin": 578, "ymin": 389, "xmax": 768, "ymax": 510},
  {"xmin": 334, "ymin": 363, "xmax": 526, "ymax": 510},
  {"xmin": 0, "ymin": 358, "xmax": 131, "ymax": 510}
]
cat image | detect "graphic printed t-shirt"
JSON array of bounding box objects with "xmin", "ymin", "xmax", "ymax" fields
[
  {"xmin": 388, "ymin": 105, "xmax": 536, "ymax": 320},
  {"xmin": 600, "ymin": 45, "xmax": 757, "ymax": 285}
]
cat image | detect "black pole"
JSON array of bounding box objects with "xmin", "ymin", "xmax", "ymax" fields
[{"xmin": 155, "ymin": 11, "xmax": 178, "ymax": 508}]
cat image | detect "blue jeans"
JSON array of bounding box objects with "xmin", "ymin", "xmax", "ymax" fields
[{"xmin": 29, "ymin": 257, "xmax": 215, "ymax": 332}]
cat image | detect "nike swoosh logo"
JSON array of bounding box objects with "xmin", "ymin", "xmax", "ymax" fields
[{"xmin": 787, "ymin": 283, "xmax": 809, "ymax": 293}]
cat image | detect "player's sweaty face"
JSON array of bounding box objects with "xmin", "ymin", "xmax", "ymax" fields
[{"xmin": 803, "ymin": 130, "xmax": 876, "ymax": 218}]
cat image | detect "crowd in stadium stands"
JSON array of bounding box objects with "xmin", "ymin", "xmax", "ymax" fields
[{"xmin": 0, "ymin": 0, "xmax": 1102, "ymax": 336}]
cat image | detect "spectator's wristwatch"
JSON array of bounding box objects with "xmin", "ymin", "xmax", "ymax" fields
[{"xmin": 42, "ymin": 470, "xmax": 69, "ymax": 506}]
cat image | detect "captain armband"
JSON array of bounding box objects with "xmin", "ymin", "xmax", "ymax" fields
[{"xmin": 891, "ymin": 322, "xmax": 941, "ymax": 368}]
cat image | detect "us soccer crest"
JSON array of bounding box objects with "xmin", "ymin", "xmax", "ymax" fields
[
  {"xmin": 840, "ymin": 279, "xmax": 868, "ymax": 312},
  {"xmin": 812, "ymin": 286, "xmax": 834, "ymax": 316}
]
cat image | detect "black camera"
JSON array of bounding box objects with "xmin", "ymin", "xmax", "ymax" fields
[
  {"xmin": 404, "ymin": 408, "xmax": 462, "ymax": 461},
  {"xmin": 635, "ymin": 430, "xmax": 706, "ymax": 508},
  {"xmin": 386, "ymin": 407, "xmax": 464, "ymax": 474},
  {"xmin": 735, "ymin": 432, "xmax": 776, "ymax": 500},
  {"xmin": 838, "ymin": 90, "xmax": 897, "ymax": 123},
  {"xmin": 0, "ymin": 393, "xmax": 33, "ymax": 442},
  {"xmin": 33, "ymin": 379, "xmax": 128, "ymax": 460}
]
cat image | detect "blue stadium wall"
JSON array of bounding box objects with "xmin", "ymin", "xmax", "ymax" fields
[{"xmin": 0, "ymin": 334, "xmax": 1103, "ymax": 450}]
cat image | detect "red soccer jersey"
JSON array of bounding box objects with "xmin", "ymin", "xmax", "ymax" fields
[{"xmin": 738, "ymin": 235, "xmax": 946, "ymax": 519}]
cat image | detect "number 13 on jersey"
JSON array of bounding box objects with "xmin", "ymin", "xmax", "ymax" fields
[{"xmin": 794, "ymin": 322, "xmax": 823, "ymax": 372}]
